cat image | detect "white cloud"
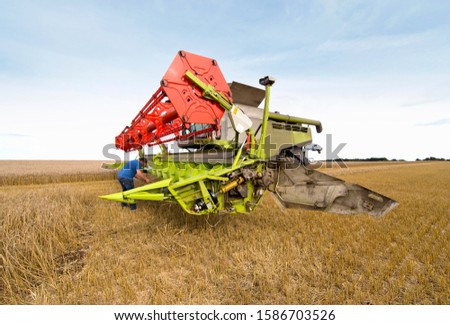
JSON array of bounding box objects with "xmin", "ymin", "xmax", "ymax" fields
[
  {"xmin": 416, "ymin": 118, "xmax": 450, "ymax": 126},
  {"xmin": 318, "ymin": 32, "xmax": 430, "ymax": 52},
  {"xmin": 266, "ymin": 75, "xmax": 450, "ymax": 160}
]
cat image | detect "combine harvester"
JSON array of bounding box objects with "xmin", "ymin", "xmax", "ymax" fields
[{"xmin": 101, "ymin": 51, "xmax": 397, "ymax": 217}]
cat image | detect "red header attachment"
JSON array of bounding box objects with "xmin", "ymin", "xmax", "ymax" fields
[{"xmin": 115, "ymin": 50, "xmax": 232, "ymax": 152}]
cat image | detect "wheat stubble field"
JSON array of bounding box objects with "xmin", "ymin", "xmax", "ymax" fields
[{"xmin": 0, "ymin": 160, "xmax": 449, "ymax": 304}]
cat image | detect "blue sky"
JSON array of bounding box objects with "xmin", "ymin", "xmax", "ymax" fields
[{"xmin": 0, "ymin": 0, "xmax": 449, "ymax": 160}]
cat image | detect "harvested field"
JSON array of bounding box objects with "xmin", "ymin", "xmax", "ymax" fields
[{"xmin": 1, "ymin": 161, "xmax": 449, "ymax": 304}]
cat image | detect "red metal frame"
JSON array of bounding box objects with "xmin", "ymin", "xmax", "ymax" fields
[{"xmin": 115, "ymin": 51, "xmax": 232, "ymax": 152}]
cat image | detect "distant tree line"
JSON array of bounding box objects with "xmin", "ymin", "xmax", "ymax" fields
[
  {"xmin": 325, "ymin": 157, "xmax": 404, "ymax": 162},
  {"xmin": 416, "ymin": 157, "xmax": 449, "ymax": 161}
]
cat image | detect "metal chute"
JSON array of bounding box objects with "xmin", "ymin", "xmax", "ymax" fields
[{"xmin": 269, "ymin": 161, "xmax": 398, "ymax": 217}]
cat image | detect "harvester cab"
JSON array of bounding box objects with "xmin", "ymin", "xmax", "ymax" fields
[{"xmin": 101, "ymin": 50, "xmax": 398, "ymax": 217}]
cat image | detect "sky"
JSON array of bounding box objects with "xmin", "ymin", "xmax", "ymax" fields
[{"xmin": 0, "ymin": 0, "xmax": 449, "ymax": 161}]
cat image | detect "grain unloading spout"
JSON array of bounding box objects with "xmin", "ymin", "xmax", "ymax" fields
[{"xmin": 268, "ymin": 162, "xmax": 398, "ymax": 217}]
